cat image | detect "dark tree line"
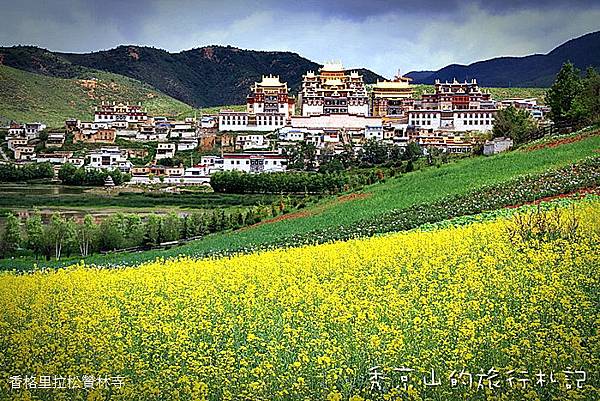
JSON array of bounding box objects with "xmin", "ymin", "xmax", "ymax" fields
[
  {"xmin": 58, "ymin": 163, "xmax": 131, "ymax": 186},
  {"xmin": 0, "ymin": 206, "xmax": 272, "ymax": 260},
  {"xmin": 211, "ymin": 171, "xmax": 351, "ymax": 194},
  {"xmin": 210, "ymin": 167, "xmax": 416, "ymax": 194},
  {"xmin": 0, "ymin": 162, "xmax": 54, "ymax": 182},
  {"xmin": 284, "ymin": 140, "xmax": 424, "ymax": 174}
]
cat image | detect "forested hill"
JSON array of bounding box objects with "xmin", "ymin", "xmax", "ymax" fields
[{"xmin": 0, "ymin": 45, "xmax": 385, "ymax": 108}]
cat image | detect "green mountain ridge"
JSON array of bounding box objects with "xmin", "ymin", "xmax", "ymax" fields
[
  {"xmin": 0, "ymin": 45, "xmax": 386, "ymax": 108},
  {"xmin": 406, "ymin": 30, "xmax": 600, "ymax": 86},
  {"xmin": 0, "ymin": 64, "xmax": 198, "ymax": 127}
]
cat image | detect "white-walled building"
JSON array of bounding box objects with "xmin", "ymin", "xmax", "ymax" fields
[
  {"xmin": 219, "ymin": 75, "xmax": 295, "ymax": 132},
  {"xmin": 8, "ymin": 137, "xmax": 28, "ymax": 151},
  {"xmin": 24, "ymin": 123, "xmax": 46, "ymax": 139},
  {"xmin": 7, "ymin": 122, "xmax": 46, "ymax": 140},
  {"xmin": 80, "ymin": 122, "xmax": 110, "ymax": 130},
  {"xmin": 300, "ymin": 62, "xmax": 369, "ymax": 116},
  {"xmin": 88, "ymin": 147, "xmax": 132, "ymax": 172},
  {"xmin": 290, "ymin": 114, "xmax": 383, "ymax": 130},
  {"xmin": 235, "ymin": 134, "xmax": 269, "ymax": 150},
  {"xmin": 407, "ymin": 110, "xmax": 495, "ymax": 132},
  {"xmin": 156, "ymin": 142, "xmax": 176, "ymax": 160},
  {"xmin": 46, "ymin": 132, "xmax": 66, "ymax": 148},
  {"xmin": 220, "ymin": 152, "xmax": 287, "ymax": 173},
  {"xmin": 36, "ymin": 152, "xmax": 73, "ymax": 164},
  {"xmin": 219, "ymin": 111, "xmax": 287, "ymax": 132},
  {"xmin": 409, "ymin": 79, "xmax": 497, "ymax": 133},
  {"xmin": 94, "ymin": 102, "xmax": 148, "ymax": 124},
  {"xmin": 278, "ymin": 128, "xmax": 306, "ymax": 142},
  {"xmin": 365, "ymin": 126, "xmax": 384, "ymax": 141},
  {"xmin": 201, "ymin": 116, "xmax": 218, "ymax": 129},
  {"xmin": 14, "ymin": 146, "xmax": 36, "ymax": 161},
  {"xmin": 177, "ymin": 139, "xmax": 198, "ymax": 152},
  {"xmin": 246, "ymin": 75, "xmax": 295, "ymax": 118},
  {"xmin": 8, "ymin": 123, "xmax": 25, "ymax": 137},
  {"xmin": 484, "ymin": 137, "xmax": 514, "ymax": 155}
]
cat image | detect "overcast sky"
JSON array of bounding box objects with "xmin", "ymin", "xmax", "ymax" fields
[{"xmin": 1, "ymin": 0, "xmax": 599, "ymax": 77}]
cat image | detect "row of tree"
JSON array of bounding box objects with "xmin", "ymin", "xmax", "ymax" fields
[
  {"xmin": 487, "ymin": 63, "xmax": 600, "ymax": 146},
  {"xmin": 0, "ymin": 162, "xmax": 54, "ymax": 182},
  {"xmin": 211, "ymin": 171, "xmax": 353, "ymax": 194},
  {"xmin": 58, "ymin": 163, "xmax": 131, "ymax": 186},
  {"xmin": 0, "ymin": 206, "xmax": 274, "ymax": 260},
  {"xmin": 284, "ymin": 140, "xmax": 425, "ymax": 173}
]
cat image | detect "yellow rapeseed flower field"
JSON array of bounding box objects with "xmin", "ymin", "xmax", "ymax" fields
[{"xmin": 1, "ymin": 201, "xmax": 599, "ymax": 400}]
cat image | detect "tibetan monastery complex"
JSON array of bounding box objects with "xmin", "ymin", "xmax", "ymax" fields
[
  {"xmin": 8, "ymin": 60, "xmax": 551, "ymax": 183},
  {"xmin": 218, "ymin": 62, "xmax": 506, "ymax": 142},
  {"xmin": 370, "ymin": 72, "xmax": 414, "ymax": 121},
  {"xmin": 219, "ymin": 75, "xmax": 295, "ymax": 132},
  {"xmin": 210, "ymin": 60, "xmax": 553, "ymax": 157},
  {"xmin": 299, "ymin": 62, "xmax": 369, "ymax": 116}
]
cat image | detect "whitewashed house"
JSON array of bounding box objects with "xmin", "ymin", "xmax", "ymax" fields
[
  {"xmin": 88, "ymin": 147, "xmax": 132, "ymax": 172},
  {"xmin": 46, "ymin": 133, "xmax": 66, "ymax": 148},
  {"xmin": 156, "ymin": 142, "xmax": 176, "ymax": 160},
  {"xmin": 484, "ymin": 137, "xmax": 514, "ymax": 155},
  {"xmin": 14, "ymin": 146, "xmax": 36, "ymax": 161},
  {"xmin": 221, "ymin": 152, "xmax": 287, "ymax": 173},
  {"xmin": 177, "ymin": 139, "xmax": 198, "ymax": 151}
]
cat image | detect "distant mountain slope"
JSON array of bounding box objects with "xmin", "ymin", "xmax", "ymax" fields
[
  {"xmin": 0, "ymin": 45, "xmax": 386, "ymax": 108},
  {"xmin": 0, "ymin": 65, "xmax": 196, "ymax": 127},
  {"xmin": 406, "ymin": 31, "xmax": 600, "ymax": 87}
]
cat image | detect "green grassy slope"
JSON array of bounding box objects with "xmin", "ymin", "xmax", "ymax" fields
[
  {"xmin": 2, "ymin": 131, "xmax": 598, "ymax": 270},
  {"xmin": 0, "ymin": 65, "xmax": 239, "ymax": 128},
  {"xmin": 168, "ymin": 132, "xmax": 599, "ymax": 251}
]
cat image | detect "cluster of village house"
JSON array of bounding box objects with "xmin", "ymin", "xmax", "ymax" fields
[{"xmin": 3, "ymin": 62, "xmax": 549, "ymax": 185}]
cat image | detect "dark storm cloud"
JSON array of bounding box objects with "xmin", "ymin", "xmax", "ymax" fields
[
  {"xmin": 275, "ymin": 0, "xmax": 598, "ymax": 19},
  {"xmin": 0, "ymin": 0, "xmax": 599, "ymax": 75}
]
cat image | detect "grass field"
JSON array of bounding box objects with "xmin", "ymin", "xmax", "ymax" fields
[
  {"xmin": 0, "ymin": 65, "xmax": 243, "ymax": 128},
  {"xmin": 2, "ymin": 129, "xmax": 598, "ymax": 270},
  {"xmin": 1, "ymin": 198, "xmax": 597, "ymax": 400}
]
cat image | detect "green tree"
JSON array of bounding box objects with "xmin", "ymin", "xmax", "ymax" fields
[
  {"xmin": 362, "ymin": 138, "xmax": 389, "ymax": 166},
  {"xmin": 58, "ymin": 163, "xmax": 78, "ymax": 184},
  {"xmin": 25, "ymin": 210, "xmax": 45, "ymax": 259},
  {"xmin": 75, "ymin": 215, "xmax": 97, "ymax": 257},
  {"xmin": 144, "ymin": 214, "xmax": 162, "ymax": 246},
  {"xmin": 46, "ymin": 213, "xmax": 72, "ymax": 259},
  {"xmin": 1, "ymin": 213, "xmax": 22, "ymax": 256},
  {"xmin": 186, "ymin": 212, "xmax": 206, "ymax": 238},
  {"xmin": 569, "ymin": 67, "xmax": 600, "ymax": 124},
  {"xmin": 97, "ymin": 216, "xmax": 123, "ymax": 251},
  {"xmin": 285, "ymin": 141, "xmax": 317, "ymax": 171},
  {"xmin": 492, "ymin": 106, "xmax": 537, "ymax": 144},
  {"xmin": 161, "ymin": 212, "xmax": 181, "ymax": 242},
  {"xmin": 426, "ymin": 146, "xmax": 444, "ymax": 166},
  {"xmin": 403, "ymin": 142, "xmax": 423, "ymax": 161},
  {"xmin": 123, "ymin": 214, "xmax": 145, "ymax": 248},
  {"xmin": 546, "ymin": 62, "xmax": 583, "ymax": 123}
]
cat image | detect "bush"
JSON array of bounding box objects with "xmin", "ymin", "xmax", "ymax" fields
[
  {"xmin": 58, "ymin": 163, "xmax": 130, "ymax": 186},
  {"xmin": 0, "ymin": 162, "xmax": 54, "ymax": 182},
  {"xmin": 211, "ymin": 171, "xmax": 351, "ymax": 194}
]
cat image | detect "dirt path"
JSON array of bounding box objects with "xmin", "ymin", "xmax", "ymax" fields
[
  {"xmin": 524, "ymin": 130, "xmax": 599, "ymax": 152},
  {"xmin": 240, "ymin": 192, "xmax": 372, "ymax": 231},
  {"xmin": 505, "ymin": 188, "xmax": 600, "ymax": 208}
]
